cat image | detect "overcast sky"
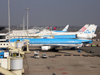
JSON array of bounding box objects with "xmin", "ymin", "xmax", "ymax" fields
[{"xmin": 0, "ymin": 0, "xmax": 100, "ymax": 27}]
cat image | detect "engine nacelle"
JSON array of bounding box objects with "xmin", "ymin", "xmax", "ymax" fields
[
  {"xmin": 41, "ymin": 46, "xmax": 52, "ymax": 51},
  {"xmin": 76, "ymin": 34, "xmax": 93, "ymax": 39}
]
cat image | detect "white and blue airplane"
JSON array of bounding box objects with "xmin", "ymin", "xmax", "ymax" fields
[
  {"xmin": 34, "ymin": 25, "xmax": 69, "ymax": 36},
  {"xmin": 33, "ymin": 24, "xmax": 89, "ymax": 37},
  {"xmin": 8, "ymin": 38, "xmax": 92, "ymax": 50},
  {"xmin": 41, "ymin": 24, "xmax": 97, "ymax": 39}
]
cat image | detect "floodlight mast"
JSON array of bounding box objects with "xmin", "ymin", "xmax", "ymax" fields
[
  {"xmin": 23, "ymin": 15, "xmax": 25, "ymax": 30},
  {"xmin": 8, "ymin": 0, "xmax": 10, "ymax": 43},
  {"xmin": 26, "ymin": 8, "xmax": 30, "ymax": 38}
]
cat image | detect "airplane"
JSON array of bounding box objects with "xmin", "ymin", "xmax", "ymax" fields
[
  {"xmin": 51, "ymin": 24, "xmax": 89, "ymax": 34},
  {"xmin": 33, "ymin": 25, "xmax": 69, "ymax": 36},
  {"xmin": 41, "ymin": 24, "xmax": 97, "ymax": 39},
  {"xmin": 8, "ymin": 38, "xmax": 92, "ymax": 51},
  {"xmin": 33, "ymin": 24, "xmax": 89, "ymax": 37}
]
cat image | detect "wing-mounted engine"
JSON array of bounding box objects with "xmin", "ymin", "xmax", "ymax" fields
[{"xmin": 41, "ymin": 46, "xmax": 52, "ymax": 51}]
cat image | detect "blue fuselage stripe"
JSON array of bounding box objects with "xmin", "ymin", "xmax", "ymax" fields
[{"xmin": 9, "ymin": 38, "xmax": 92, "ymax": 44}]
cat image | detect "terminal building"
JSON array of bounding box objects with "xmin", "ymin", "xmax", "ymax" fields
[{"xmin": 0, "ymin": 27, "xmax": 40, "ymax": 42}]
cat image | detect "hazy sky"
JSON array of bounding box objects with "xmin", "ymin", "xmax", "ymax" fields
[{"xmin": 0, "ymin": 0, "xmax": 100, "ymax": 27}]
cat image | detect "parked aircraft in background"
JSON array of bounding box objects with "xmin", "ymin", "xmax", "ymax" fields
[
  {"xmin": 45, "ymin": 26, "xmax": 57, "ymax": 30},
  {"xmin": 53, "ymin": 25, "xmax": 69, "ymax": 32},
  {"xmin": 33, "ymin": 24, "xmax": 89, "ymax": 37},
  {"xmin": 8, "ymin": 38, "xmax": 92, "ymax": 51},
  {"xmin": 41, "ymin": 24, "xmax": 97, "ymax": 39},
  {"xmin": 52, "ymin": 26, "xmax": 57, "ymax": 30},
  {"xmin": 4, "ymin": 25, "xmax": 69, "ymax": 40},
  {"xmin": 46, "ymin": 26, "xmax": 50, "ymax": 29},
  {"xmin": 34, "ymin": 24, "xmax": 89, "ymax": 38},
  {"xmin": 34, "ymin": 25, "xmax": 69, "ymax": 36},
  {"xmin": 51, "ymin": 24, "xmax": 89, "ymax": 34},
  {"xmin": 50, "ymin": 25, "xmax": 69, "ymax": 32}
]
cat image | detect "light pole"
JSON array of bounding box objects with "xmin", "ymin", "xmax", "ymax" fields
[
  {"xmin": 8, "ymin": 0, "xmax": 10, "ymax": 43},
  {"xmin": 23, "ymin": 15, "xmax": 25, "ymax": 30},
  {"xmin": 26, "ymin": 8, "xmax": 30, "ymax": 38}
]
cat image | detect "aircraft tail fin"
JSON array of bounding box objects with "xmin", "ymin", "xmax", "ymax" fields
[
  {"xmin": 52, "ymin": 26, "xmax": 57, "ymax": 30},
  {"xmin": 62, "ymin": 25, "xmax": 69, "ymax": 31},
  {"xmin": 78, "ymin": 24, "xmax": 89, "ymax": 32},
  {"xmin": 83, "ymin": 24, "xmax": 97, "ymax": 34},
  {"xmin": 47, "ymin": 26, "xmax": 50, "ymax": 29}
]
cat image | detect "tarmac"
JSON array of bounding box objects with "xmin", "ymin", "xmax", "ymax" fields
[{"xmin": 23, "ymin": 46, "xmax": 100, "ymax": 75}]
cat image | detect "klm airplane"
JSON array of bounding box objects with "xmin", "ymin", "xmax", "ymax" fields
[
  {"xmin": 8, "ymin": 38, "xmax": 92, "ymax": 51},
  {"xmin": 41, "ymin": 24, "xmax": 97, "ymax": 39},
  {"xmin": 34, "ymin": 25, "xmax": 69, "ymax": 36},
  {"xmin": 37, "ymin": 24, "xmax": 89, "ymax": 38}
]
